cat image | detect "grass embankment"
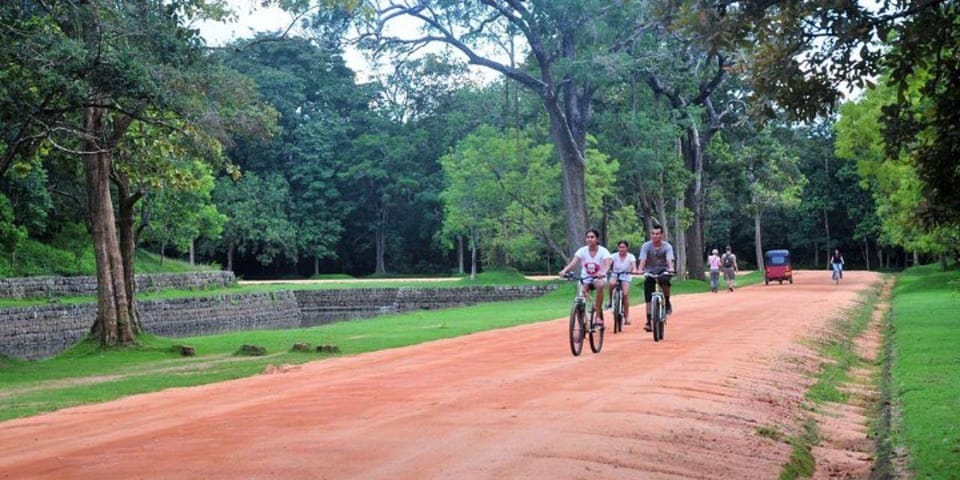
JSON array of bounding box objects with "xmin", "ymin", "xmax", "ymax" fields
[
  {"xmin": 0, "ymin": 271, "xmax": 724, "ymax": 421},
  {"xmin": 886, "ymin": 263, "xmax": 960, "ymax": 478},
  {"xmin": 775, "ymin": 262, "xmax": 960, "ymax": 479},
  {"xmin": 0, "ymin": 237, "xmax": 216, "ymax": 278}
]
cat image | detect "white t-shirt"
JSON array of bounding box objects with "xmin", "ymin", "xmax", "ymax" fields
[
  {"xmin": 611, "ymin": 253, "xmax": 636, "ymax": 274},
  {"xmin": 574, "ymin": 246, "xmax": 611, "ymax": 279}
]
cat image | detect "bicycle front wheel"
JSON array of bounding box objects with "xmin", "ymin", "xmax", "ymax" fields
[
  {"xmin": 589, "ymin": 309, "xmax": 604, "ymax": 353},
  {"xmin": 569, "ymin": 303, "xmax": 585, "ymax": 356},
  {"xmin": 612, "ymin": 289, "xmax": 623, "ymax": 333},
  {"xmin": 650, "ymin": 295, "xmax": 663, "ymax": 342}
]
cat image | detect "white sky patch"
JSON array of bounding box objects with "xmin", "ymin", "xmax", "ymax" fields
[{"xmin": 195, "ymin": 1, "xmax": 501, "ymax": 85}]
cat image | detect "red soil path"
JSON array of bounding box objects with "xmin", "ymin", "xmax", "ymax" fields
[{"xmin": 0, "ymin": 270, "xmax": 881, "ymax": 479}]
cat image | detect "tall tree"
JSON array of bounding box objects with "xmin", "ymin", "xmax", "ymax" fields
[
  {"xmin": 298, "ymin": 0, "xmax": 658, "ymax": 254},
  {"xmin": 1, "ymin": 1, "xmax": 268, "ymax": 347}
]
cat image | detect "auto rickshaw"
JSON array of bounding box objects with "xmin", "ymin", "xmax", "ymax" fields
[{"xmin": 764, "ymin": 249, "xmax": 793, "ymax": 285}]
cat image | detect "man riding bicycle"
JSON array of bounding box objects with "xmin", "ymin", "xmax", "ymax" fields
[{"xmin": 637, "ymin": 224, "xmax": 676, "ymax": 332}]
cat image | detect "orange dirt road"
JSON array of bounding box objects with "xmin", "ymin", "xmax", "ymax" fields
[{"xmin": 0, "ymin": 270, "xmax": 881, "ymax": 479}]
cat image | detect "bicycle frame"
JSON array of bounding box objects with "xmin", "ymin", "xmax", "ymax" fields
[
  {"xmin": 644, "ymin": 272, "xmax": 670, "ymax": 342},
  {"xmin": 610, "ymin": 272, "xmax": 630, "ymax": 333},
  {"xmin": 565, "ymin": 273, "xmax": 605, "ymax": 356}
]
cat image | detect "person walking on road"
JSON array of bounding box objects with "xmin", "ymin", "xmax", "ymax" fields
[
  {"xmin": 721, "ymin": 245, "xmax": 739, "ymax": 292},
  {"xmin": 707, "ymin": 248, "xmax": 722, "ymax": 293}
]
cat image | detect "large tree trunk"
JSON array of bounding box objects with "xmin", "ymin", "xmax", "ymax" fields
[
  {"xmin": 114, "ymin": 170, "xmax": 142, "ymax": 332},
  {"xmin": 680, "ymin": 129, "xmax": 705, "ymax": 280},
  {"xmin": 85, "ymin": 105, "xmax": 137, "ymax": 347},
  {"xmin": 547, "ymin": 105, "xmax": 588, "ymax": 256},
  {"xmin": 227, "ymin": 242, "xmax": 235, "ymax": 272}
]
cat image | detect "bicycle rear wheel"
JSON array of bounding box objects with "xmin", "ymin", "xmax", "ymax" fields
[
  {"xmin": 650, "ymin": 295, "xmax": 663, "ymax": 342},
  {"xmin": 569, "ymin": 302, "xmax": 586, "ymax": 356},
  {"xmin": 589, "ymin": 309, "xmax": 604, "ymax": 353},
  {"xmin": 612, "ymin": 289, "xmax": 623, "ymax": 333}
]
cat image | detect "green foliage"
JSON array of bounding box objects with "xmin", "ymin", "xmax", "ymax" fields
[
  {"xmin": 141, "ymin": 160, "xmax": 226, "ymax": 256},
  {"xmin": 212, "ymin": 172, "xmax": 298, "ymax": 267},
  {"xmin": 0, "ymin": 194, "xmax": 26, "ymax": 259},
  {"xmin": 836, "ymin": 81, "xmax": 960, "ymax": 257},
  {"xmin": 440, "ymin": 125, "xmax": 564, "ymax": 270}
]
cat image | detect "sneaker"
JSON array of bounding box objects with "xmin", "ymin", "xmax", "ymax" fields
[
  {"xmin": 729, "ymin": 286, "xmax": 733, "ymax": 292},
  {"xmin": 643, "ymin": 322, "xmax": 652, "ymax": 332}
]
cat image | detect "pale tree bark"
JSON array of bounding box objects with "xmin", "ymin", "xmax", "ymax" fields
[
  {"xmin": 375, "ymin": 206, "xmax": 387, "ymax": 274},
  {"xmin": 863, "ymin": 238, "xmax": 871, "ymax": 270},
  {"xmin": 823, "ymin": 207, "xmax": 832, "ymax": 265},
  {"xmin": 753, "ymin": 208, "xmax": 765, "ymax": 271},
  {"xmin": 469, "ymin": 226, "xmax": 478, "ymax": 280},
  {"xmin": 457, "ymin": 235, "xmax": 464, "ymax": 275}
]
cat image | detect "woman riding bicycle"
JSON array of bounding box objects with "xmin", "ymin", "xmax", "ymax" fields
[
  {"xmin": 559, "ymin": 229, "xmax": 612, "ymax": 325},
  {"xmin": 607, "ymin": 240, "xmax": 637, "ymax": 325},
  {"xmin": 637, "ymin": 224, "xmax": 676, "ymax": 332},
  {"xmin": 830, "ymin": 248, "xmax": 844, "ymax": 280}
]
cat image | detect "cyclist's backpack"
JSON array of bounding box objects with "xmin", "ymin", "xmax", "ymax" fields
[{"xmin": 722, "ymin": 254, "xmax": 734, "ymax": 268}]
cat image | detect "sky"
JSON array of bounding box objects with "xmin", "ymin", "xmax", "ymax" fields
[
  {"xmin": 195, "ymin": 2, "xmax": 294, "ymax": 47},
  {"xmin": 195, "ymin": 1, "xmax": 500, "ymax": 85},
  {"xmin": 195, "ymin": 2, "xmax": 376, "ymax": 80}
]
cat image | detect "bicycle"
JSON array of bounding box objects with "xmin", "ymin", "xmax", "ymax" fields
[
  {"xmin": 831, "ymin": 264, "xmax": 842, "ymax": 285},
  {"xmin": 643, "ymin": 272, "xmax": 672, "ymax": 342},
  {"xmin": 609, "ymin": 272, "xmax": 631, "ymax": 334},
  {"xmin": 564, "ymin": 272, "xmax": 605, "ymax": 356}
]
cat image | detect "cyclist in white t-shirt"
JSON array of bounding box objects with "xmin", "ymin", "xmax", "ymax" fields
[
  {"xmin": 558, "ymin": 229, "xmax": 612, "ymax": 320},
  {"xmin": 607, "ymin": 240, "xmax": 637, "ymax": 325}
]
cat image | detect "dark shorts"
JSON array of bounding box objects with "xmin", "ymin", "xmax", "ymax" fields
[{"xmin": 643, "ymin": 275, "xmax": 671, "ymax": 302}]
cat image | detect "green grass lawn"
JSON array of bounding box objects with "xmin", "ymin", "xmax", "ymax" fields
[
  {"xmin": 889, "ymin": 263, "xmax": 960, "ymax": 478},
  {"xmin": 0, "ymin": 272, "xmax": 726, "ymax": 421}
]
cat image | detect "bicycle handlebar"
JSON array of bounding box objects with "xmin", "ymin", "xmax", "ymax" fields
[
  {"xmin": 642, "ymin": 271, "xmax": 674, "ymax": 279},
  {"xmin": 562, "ymin": 272, "xmax": 604, "ymax": 281}
]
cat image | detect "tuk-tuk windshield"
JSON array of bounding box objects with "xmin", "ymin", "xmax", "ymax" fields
[{"xmin": 765, "ymin": 250, "xmax": 790, "ymax": 266}]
